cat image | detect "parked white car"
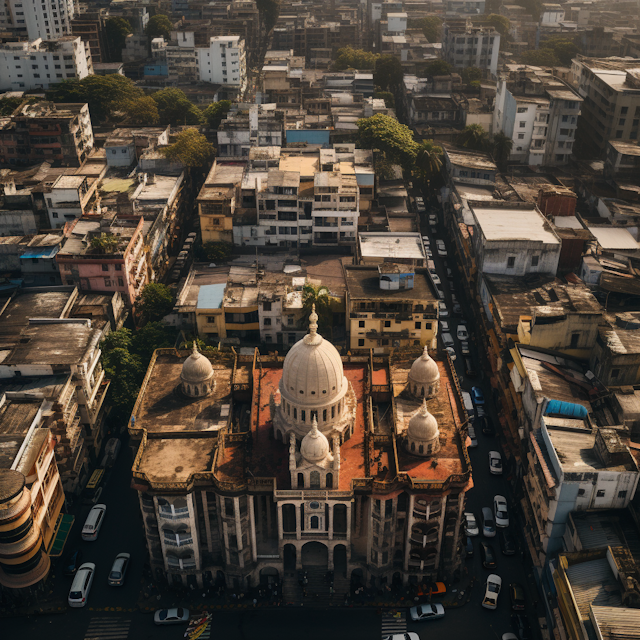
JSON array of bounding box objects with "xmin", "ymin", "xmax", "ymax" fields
[
  {"xmin": 494, "ymin": 496, "xmax": 509, "ymax": 528},
  {"xmin": 428, "ymin": 214, "xmax": 438, "ymax": 226},
  {"xmin": 460, "ymin": 341, "xmax": 470, "ymax": 355},
  {"xmin": 439, "ymin": 320, "xmax": 449, "ymax": 332},
  {"xmin": 441, "ymin": 333, "xmax": 454, "ymax": 348},
  {"xmin": 409, "ymin": 603, "xmax": 445, "ymax": 622},
  {"xmin": 457, "ymin": 325, "xmax": 469, "ymax": 341},
  {"xmin": 481, "ymin": 506, "xmax": 496, "ymax": 538},
  {"xmin": 467, "ymin": 424, "xmax": 478, "ymax": 448},
  {"xmin": 422, "ymin": 235, "xmax": 430, "ymax": 246},
  {"xmin": 432, "ymin": 274, "xmax": 442, "ymax": 285},
  {"xmin": 68, "ymin": 563, "xmax": 95, "ymax": 607},
  {"xmin": 154, "ymin": 608, "xmax": 190, "ymax": 625},
  {"xmin": 445, "ymin": 347, "xmax": 457, "ymax": 361},
  {"xmin": 438, "ymin": 302, "xmax": 449, "ymax": 318},
  {"xmin": 464, "ymin": 512, "xmax": 479, "ymax": 537},
  {"xmin": 482, "ymin": 574, "xmax": 502, "ymax": 610},
  {"xmin": 489, "ymin": 451, "xmax": 503, "ymax": 475}
]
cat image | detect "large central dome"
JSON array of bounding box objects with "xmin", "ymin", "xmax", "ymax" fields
[{"xmin": 280, "ymin": 306, "xmax": 347, "ymax": 408}]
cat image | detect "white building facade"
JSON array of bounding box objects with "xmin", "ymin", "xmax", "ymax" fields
[
  {"xmin": 0, "ymin": 37, "xmax": 91, "ymax": 91},
  {"xmin": 196, "ymin": 36, "xmax": 247, "ymax": 93},
  {"xmin": 0, "ymin": 0, "xmax": 74, "ymax": 40},
  {"xmin": 442, "ymin": 22, "xmax": 500, "ymax": 77}
]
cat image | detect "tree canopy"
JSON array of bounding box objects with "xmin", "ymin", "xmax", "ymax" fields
[
  {"xmin": 492, "ymin": 132, "xmax": 513, "ymax": 171},
  {"xmin": 256, "ymin": 0, "xmax": 279, "ymax": 32},
  {"xmin": 301, "ymin": 284, "xmax": 333, "ymax": 337},
  {"xmin": 375, "ymin": 54, "xmax": 403, "ymax": 92},
  {"xmin": 520, "ymin": 48, "xmax": 561, "ymax": 67},
  {"xmin": 457, "ymin": 124, "xmax": 489, "ymax": 151},
  {"xmin": 126, "ymin": 96, "xmax": 160, "ymax": 125},
  {"xmin": 46, "ymin": 74, "xmax": 143, "ymax": 122},
  {"xmin": 162, "ymin": 128, "xmax": 214, "ymax": 169},
  {"xmin": 90, "ymin": 234, "xmax": 119, "ymax": 254},
  {"xmin": 357, "ymin": 113, "xmax": 419, "ymax": 170},
  {"xmin": 420, "ymin": 15, "xmax": 443, "ymax": 43},
  {"xmin": 136, "ymin": 283, "xmax": 175, "ymax": 321},
  {"xmin": 202, "ymin": 100, "xmax": 233, "ymax": 130},
  {"xmin": 333, "ymin": 46, "xmax": 378, "ymax": 71},
  {"xmin": 151, "ymin": 87, "xmax": 203, "ymax": 126},
  {"xmin": 105, "ymin": 17, "xmax": 131, "ymax": 63},
  {"xmin": 374, "ymin": 90, "xmax": 395, "ymax": 108},
  {"xmin": 486, "ymin": 14, "xmax": 510, "ymax": 37},
  {"xmin": 415, "ymin": 140, "xmax": 443, "ymax": 186},
  {"xmin": 423, "ymin": 59, "xmax": 453, "ymax": 77},
  {"xmin": 147, "ymin": 14, "xmax": 173, "ymax": 40},
  {"xmin": 200, "ymin": 241, "xmax": 233, "ymax": 263},
  {"xmin": 461, "ymin": 66, "xmax": 483, "ymax": 86}
]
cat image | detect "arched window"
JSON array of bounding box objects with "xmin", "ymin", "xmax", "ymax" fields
[
  {"xmin": 310, "ymin": 470, "xmax": 320, "ymax": 489},
  {"xmin": 419, "ymin": 444, "xmax": 424, "ymax": 454},
  {"xmin": 298, "ymin": 473, "xmax": 304, "ymax": 488},
  {"xmin": 301, "ymin": 410, "xmax": 306, "ymax": 423},
  {"xmin": 326, "ymin": 473, "xmax": 333, "ymax": 489},
  {"xmin": 411, "ymin": 442, "xmax": 415, "ymax": 452},
  {"xmin": 187, "ymin": 385, "xmax": 191, "ymax": 395},
  {"xmin": 421, "ymin": 387, "xmax": 424, "ymax": 396},
  {"xmin": 337, "ymin": 401, "xmax": 341, "ymax": 414},
  {"xmin": 310, "ymin": 515, "xmax": 319, "ymax": 529},
  {"xmin": 323, "ymin": 409, "xmax": 327, "ymax": 422},
  {"xmin": 287, "ymin": 404, "xmax": 290, "ymax": 415},
  {"xmin": 331, "ymin": 406, "xmax": 335, "ymax": 419},
  {"xmin": 194, "ymin": 386, "xmax": 199, "ymax": 396},
  {"xmin": 294, "ymin": 408, "xmax": 297, "ymax": 420}
]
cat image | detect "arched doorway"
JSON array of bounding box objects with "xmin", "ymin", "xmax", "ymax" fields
[
  {"xmin": 334, "ymin": 544, "xmax": 347, "ymax": 576},
  {"xmin": 260, "ymin": 567, "xmax": 279, "ymax": 586},
  {"xmin": 301, "ymin": 541, "xmax": 328, "ymax": 567},
  {"xmin": 283, "ymin": 544, "xmax": 296, "ymax": 571}
]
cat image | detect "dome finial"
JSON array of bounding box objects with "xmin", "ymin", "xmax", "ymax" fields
[
  {"xmin": 309, "ymin": 303, "xmax": 318, "ymax": 337},
  {"xmin": 192, "ymin": 340, "xmax": 199, "ymax": 356},
  {"xmin": 422, "ymin": 345, "xmax": 429, "ymax": 359},
  {"xmin": 311, "ymin": 414, "xmax": 319, "ymax": 434},
  {"xmin": 420, "ymin": 397, "xmax": 429, "ymax": 416}
]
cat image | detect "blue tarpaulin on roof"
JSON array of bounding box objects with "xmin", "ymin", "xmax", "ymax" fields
[
  {"xmin": 197, "ymin": 284, "xmax": 225, "ymax": 310},
  {"xmin": 20, "ymin": 246, "xmax": 59, "ymax": 259},
  {"xmin": 544, "ymin": 399, "xmax": 588, "ymax": 419}
]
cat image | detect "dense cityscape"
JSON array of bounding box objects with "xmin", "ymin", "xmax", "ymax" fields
[{"xmin": 1, "ymin": 0, "xmax": 640, "ymax": 639}]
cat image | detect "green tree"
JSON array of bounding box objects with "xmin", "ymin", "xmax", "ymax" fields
[
  {"xmin": 457, "ymin": 124, "xmax": 488, "ymax": 151},
  {"xmin": 462, "ymin": 66, "xmax": 483, "ymax": 85},
  {"xmin": 256, "ymin": 0, "xmax": 279, "ymax": 31},
  {"xmin": 423, "ymin": 59, "xmax": 453, "ymax": 76},
  {"xmin": 374, "ymin": 90, "xmax": 395, "ymax": 108},
  {"xmin": 375, "ymin": 54, "xmax": 403, "ymax": 92},
  {"xmin": 126, "ymin": 96, "xmax": 160, "ymax": 125},
  {"xmin": 492, "ymin": 132, "xmax": 513, "ymax": 171},
  {"xmin": 545, "ymin": 38, "xmax": 580, "ymax": 66},
  {"xmin": 105, "ymin": 17, "xmax": 131, "ymax": 63},
  {"xmin": 180, "ymin": 338, "xmax": 217, "ymax": 351},
  {"xmin": 414, "ymin": 139, "xmax": 443, "ymax": 186},
  {"xmin": 357, "ymin": 113, "xmax": 419, "ymax": 170},
  {"xmin": 333, "ymin": 46, "xmax": 378, "ymax": 71},
  {"xmin": 0, "ymin": 96, "xmax": 34, "ymax": 116},
  {"xmin": 202, "ymin": 100, "xmax": 233, "ymax": 130},
  {"xmin": 521, "ymin": 48, "xmax": 560, "ymax": 67},
  {"xmin": 101, "ymin": 327, "xmax": 134, "ymax": 352},
  {"xmin": 47, "ymin": 74, "xmax": 143, "ymax": 122},
  {"xmin": 152, "ymin": 87, "xmax": 203, "ymax": 126},
  {"xmin": 162, "ymin": 128, "xmax": 214, "ymax": 169},
  {"xmin": 147, "ymin": 14, "xmax": 173, "ymax": 40},
  {"xmin": 137, "ymin": 283, "xmax": 175, "ymax": 321},
  {"xmin": 486, "ymin": 14, "xmax": 510, "ymax": 37},
  {"xmin": 420, "ymin": 15, "xmax": 443, "ymax": 43},
  {"xmin": 201, "ymin": 241, "xmax": 233, "ymax": 263},
  {"xmin": 90, "ymin": 233, "xmax": 119, "ymax": 254},
  {"xmin": 132, "ymin": 322, "xmax": 177, "ymax": 364},
  {"xmin": 100, "ymin": 340, "xmax": 143, "ymax": 424},
  {"xmin": 300, "ymin": 284, "xmax": 332, "ymax": 337}
]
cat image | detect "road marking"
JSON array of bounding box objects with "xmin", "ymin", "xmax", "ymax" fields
[
  {"xmin": 84, "ymin": 616, "xmax": 131, "ymax": 640},
  {"xmin": 381, "ymin": 610, "xmax": 406, "ymax": 638}
]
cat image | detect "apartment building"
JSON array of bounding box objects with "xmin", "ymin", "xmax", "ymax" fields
[
  {"xmin": 0, "ymin": 37, "xmax": 92, "ymax": 92},
  {"xmin": 71, "ymin": 10, "xmax": 109, "ymax": 64},
  {"xmin": 442, "ymin": 19, "xmax": 500, "ymax": 77},
  {"xmin": 0, "ymin": 0, "xmax": 75, "ymax": 41},
  {"xmin": 196, "ymin": 35, "xmax": 247, "ymax": 93},
  {"xmin": 493, "ymin": 73, "xmax": 582, "ymax": 166},
  {"xmin": 570, "ymin": 56, "xmax": 640, "ymax": 153},
  {"xmin": 345, "ymin": 264, "xmax": 438, "ymax": 353},
  {"xmin": 0, "ymin": 396, "xmax": 65, "ymax": 592},
  {"xmin": 0, "ymin": 101, "xmax": 94, "ymax": 167},
  {"xmin": 46, "ymin": 175, "xmax": 92, "ymax": 228},
  {"xmin": 217, "ymin": 104, "xmax": 284, "ymax": 159},
  {"xmin": 56, "ymin": 215, "xmax": 148, "ymax": 308}
]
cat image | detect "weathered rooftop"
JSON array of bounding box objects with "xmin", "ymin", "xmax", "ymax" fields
[{"xmin": 344, "ymin": 266, "xmax": 437, "ymax": 303}]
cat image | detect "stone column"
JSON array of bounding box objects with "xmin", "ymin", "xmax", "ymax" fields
[
  {"xmin": 277, "ymin": 502, "xmax": 284, "ymax": 540},
  {"xmin": 249, "ymin": 496, "xmax": 258, "ymax": 563},
  {"xmin": 328, "ymin": 503, "xmax": 334, "ymax": 541},
  {"xmin": 234, "ymin": 497, "xmax": 244, "ymax": 569},
  {"xmin": 404, "ymin": 494, "xmax": 415, "ymax": 572},
  {"xmin": 295, "ymin": 503, "xmax": 301, "ymax": 541},
  {"xmin": 201, "ymin": 490, "xmax": 213, "ymax": 553}
]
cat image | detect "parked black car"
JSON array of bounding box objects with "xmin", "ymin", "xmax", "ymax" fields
[
  {"xmin": 63, "ymin": 549, "xmax": 83, "ymax": 576},
  {"xmin": 480, "ymin": 542, "xmax": 496, "ymax": 569},
  {"xmin": 511, "ymin": 613, "xmax": 532, "ymax": 640},
  {"xmin": 482, "ymin": 415, "xmax": 496, "ymax": 436},
  {"xmin": 465, "ymin": 536, "xmax": 474, "ymax": 558},
  {"xmin": 510, "ymin": 583, "xmax": 526, "ymax": 611},
  {"xmin": 499, "ymin": 529, "xmax": 517, "ymax": 556}
]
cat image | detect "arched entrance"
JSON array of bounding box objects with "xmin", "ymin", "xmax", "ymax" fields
[
  {"xmin": 283, "ymin": 544, "xmax": 296, "ymax": 571},
  {"xmin": 260, "ymin": 567, "xmax": 279, "ymax": 586},
  {"xmin": 334, "ymin": 544, "xmax": 347, "ymax": 576},
  {"xmin": 301, "ymin": 541, "xmax": 328, "ymax": 567}
]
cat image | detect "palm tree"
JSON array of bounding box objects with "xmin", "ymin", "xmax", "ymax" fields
[
  {"xmin": 414, "ymin": 139, "xmax": 443, "ymax": 187},
  {"xmin": 492, "ymin": 132, "xmax": 513, "ymax": 171},
  {"xmin": 300, "ymin": 284, "xmax": 332, "ymax": 336},
  {"xmin": 457, "ymin": 124, "xmax": 488, "ymax": 151}
]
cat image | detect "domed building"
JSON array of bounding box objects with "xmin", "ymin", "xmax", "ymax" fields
[
  {"xmin": 407, "ymin": 346, "xmax": 440, "ymax": 399},
  {"xmin": 405, "ymin": 399, "xmax": 440, "ymax": 457},
  {"xmin": 272, "ymin": 306, "xmax": 356, "ymax": 442},
  {"xmin": 180, "ymin": 342, "xmax": 214, "ymax": 398},
  {"xmin": 289, "ymin": 417, "xmax": 340, "ymax": 489}
]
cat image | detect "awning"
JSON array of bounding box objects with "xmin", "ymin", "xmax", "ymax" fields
[
  {"xmin": 47, "ymin": 514, "xmax": 74, "ymax": 557},
  {"xmin": 20, "ymin": 246, "xmax": 59, "ymax": 260}
]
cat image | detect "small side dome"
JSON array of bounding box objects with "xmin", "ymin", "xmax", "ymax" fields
[
  {"xmin": 300, "ymin": 417, "xmax": 330, "ymax": 464},
  {"xmin": 181, "ymin": 342, "xmax": 214, "ymax": 398},
  {"xmin": 407, "ymin": 346, "xmax": 440, "ymax": 399},
  {"xmin": 405, "ymin": 399, "xmax": 441, "ymax": 457}
]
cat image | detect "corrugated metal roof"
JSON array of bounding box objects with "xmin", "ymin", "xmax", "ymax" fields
[
  {"xmin": 197, "ymin": 284, "xmax": 225, "ymax": 310},
  {"xmin": 590, "ymin": 605, "xmax": 640, "ymax": 640},
  {"xmin": 574, "ymin": 516, "xmax": 623, "ymax": 550},
  {"xmin": 566, "ymin": 558, "xmax": 622, "ymax": 621}
]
